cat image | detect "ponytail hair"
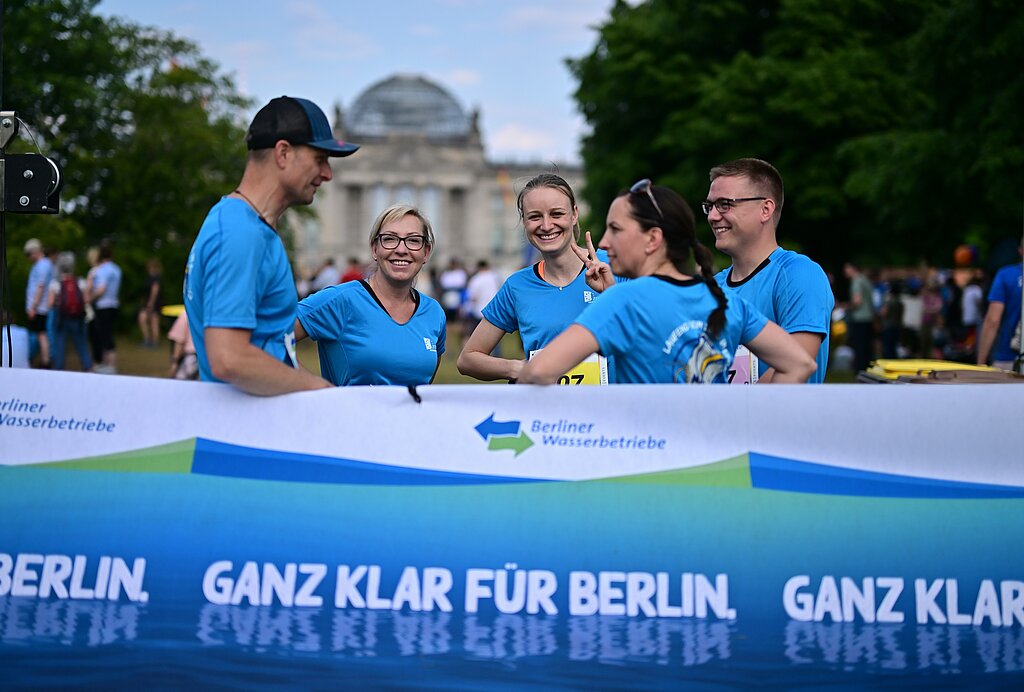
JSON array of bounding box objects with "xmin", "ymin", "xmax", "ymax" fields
[
  {"xmin": 622, "ymin": 182, "xmax": 727, "ymax": 338},
  {"xmin": 692, "ymin": 240, "xmax": 727, "ymax": 338}
]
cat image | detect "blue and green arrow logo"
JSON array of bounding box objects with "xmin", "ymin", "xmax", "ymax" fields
[{"xmin": 475, "ymin": 413, "xmax": 534, "ymax": 457}]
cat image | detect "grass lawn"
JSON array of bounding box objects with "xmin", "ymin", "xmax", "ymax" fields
[
  {"xmin": 71, "ymin": 326, "xmax": 523, "ymax": 384},
  {"xmin": 65, "ymin": 327, "xmax": 855, "ymax": 383}
]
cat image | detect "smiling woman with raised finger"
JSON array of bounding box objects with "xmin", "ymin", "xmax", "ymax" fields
[
  {"xmin": 518, "ymin": 181, "xmax": 816, "ymax": 385},
  {"xmin": 457, "ymin": 172, "xmax": 620, "ymax": 383},
  {"xmin": 294, "ymin": 204, "xmax": 446, "ymax": 386}
]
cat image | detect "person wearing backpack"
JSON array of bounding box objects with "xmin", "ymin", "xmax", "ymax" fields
[{"xmin": 46, "ymin": 251, "xmax": 92, "ymax": 371}]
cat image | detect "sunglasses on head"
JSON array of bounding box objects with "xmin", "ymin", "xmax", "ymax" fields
[{"xmin": 629, "ymin": 179, "xmax": 664, "ymax": 219}]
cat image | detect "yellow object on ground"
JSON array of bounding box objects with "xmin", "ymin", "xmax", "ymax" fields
[{"xmin": 864, "ymin": 359, "xmax": 999, "ymax": 381}]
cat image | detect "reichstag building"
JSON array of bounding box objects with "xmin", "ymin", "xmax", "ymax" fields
[{"xmin": 293, "ymin": 74, "xmax": 585, "ymax": 276}]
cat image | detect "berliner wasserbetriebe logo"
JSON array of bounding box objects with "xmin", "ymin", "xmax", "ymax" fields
[
  {"xmin": 475, "ymin": 413, "xmax": 534, "ymax": 457},
  {"xmin": 476, "ymin": 413, "xmax": 667, "ymax": 456}
]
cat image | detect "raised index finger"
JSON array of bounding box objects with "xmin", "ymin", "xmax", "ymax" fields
[{"xmin": 585, "ymin": 231, "xmax": 598, "ymax": 259}]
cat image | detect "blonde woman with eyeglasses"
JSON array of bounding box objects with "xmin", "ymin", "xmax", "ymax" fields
[{"xmin": 294, "ymin": 204, "xmax": 446, "ymax": 385}]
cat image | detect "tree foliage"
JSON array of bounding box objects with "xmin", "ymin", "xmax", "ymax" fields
[
  {"xmin": 569, "ymin": 0, "xmax": 1024, "ymax": 270},
  {"xmin": 3, "ymin": 0, "xmax": 250, "ymax": 315}
]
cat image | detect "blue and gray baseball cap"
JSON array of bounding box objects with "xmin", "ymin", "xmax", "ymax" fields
[{"xmin": 246, "ymin": 96, "xmax": 359, "ymax": 157}]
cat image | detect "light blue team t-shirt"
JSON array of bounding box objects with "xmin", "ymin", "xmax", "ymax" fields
[
  {"xmin": 92, "ymin": 261, "xmax": 122, "ymax": 309},
  {"xmin": 184, "ymin": 197, "xmax": 298, "ymax": 383},
  {"xmin": 483, "ymin": 249, "xmax": 615, "ymax": 356},
  {"xmin": 26, "ymin": 257, "xmax": 53, "ymax": 315},
  {"xmin": 297, "ymin": 280, "xmax": 446, "ymax": 386},
  {"xmin": 715, "ymin": 247, "xmax": 834, "ymax": 383},
  {"xmin": 575, "ymin": 275, "xmax": 769, "ymax": 384}
]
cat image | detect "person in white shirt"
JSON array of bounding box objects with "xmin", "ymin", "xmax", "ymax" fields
[
  {"xmin": 961, "ymin": 277, "xmax": 984, "ymax": 341},
  {"xmin": 87, "ymin": 241, "xmax": 122, "ymax": 374},
  {"xmin": 464, "ymin": 259, "xmax": 503, "ymax": 352},
  {"xmin": 311, "ymin": 258, "xmax": 341, "ymax": 292},
  {"xmin": 465, "ymin": 260, "xmax": 500, "ymax": 324}
]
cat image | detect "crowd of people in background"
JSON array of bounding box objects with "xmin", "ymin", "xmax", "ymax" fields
[
  {"xmin": 297, "ymin": 257, "xmax": 368, "ymax": 300},
  {"xmin": 7, "ymin": 238, "xmax": 124, "ymax": 374},
  {"xmin": 833, "ymin": 255, "xmax": 1020, "ymax": 374},
  {"xmin": 10, "ymin": 228, "xmax": 1022, "ymax": 384},
  {"xmin": 6, "ymin": 94, "xmax": 1022, "ymax": 387},
  {"xmin": 10, "ymin": 229, "xmax": 1022, "ymax": 383}
]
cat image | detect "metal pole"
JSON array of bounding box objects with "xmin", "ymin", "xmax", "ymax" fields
[
  {"xmin": 1017, "ymin": 198, "xmax": 1024, "ymax": 374},
  {"xmin": 1, "ymin": 0, "xmax": 5, "ymax": 109}
]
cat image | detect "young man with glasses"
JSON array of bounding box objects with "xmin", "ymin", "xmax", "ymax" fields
[
  {"xmin": 704, "ymin": 158, "xmax": 834, "ymax": 383},
  {"xmin": 184, "ymin": 96, "xmax": 359, "ymax": 395}
]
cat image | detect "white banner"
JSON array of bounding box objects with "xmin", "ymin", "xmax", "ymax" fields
[{"xmin": 2, "ymin": 368, "xmax": 1022, "ymax": 486}]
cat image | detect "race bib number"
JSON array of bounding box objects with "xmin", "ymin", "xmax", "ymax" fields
[
  {"xmin": 529, "ymin": 350, "xmax": 608, "ymax": 385},
  {"xmin": 728, "ymin": 345, "xmax": 759, "ymax": 384}
]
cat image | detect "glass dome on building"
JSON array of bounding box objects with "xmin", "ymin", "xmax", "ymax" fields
[{"xmin": 346, "ymin": 74, "xmax": 472, "ymax": 140}]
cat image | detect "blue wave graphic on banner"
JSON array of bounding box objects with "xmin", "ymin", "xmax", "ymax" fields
[
  {"xmin": 192, "ymin": 438, "xmax": 547, "ymax": 486},
  {"xmin": 749, "ymin": 452, "xmax": 1024, "ymax": 498}
]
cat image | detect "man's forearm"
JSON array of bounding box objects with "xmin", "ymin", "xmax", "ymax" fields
[
  {"xmin": 207, "ymin": 334, "xmax": 329, "ymax": 396},
  {"xmin": 977, "ymin": 321, "xmax": 998, "ymax": 365},
  {"xmin": 976, "ymin": 305, "xmax": 1003, "ymax": 365},
  {"xmin": 217, "ymin": 347, "xmax": 328, "ymax": 395}
]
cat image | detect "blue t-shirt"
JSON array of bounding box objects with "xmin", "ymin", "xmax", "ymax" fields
[
  {"xmin": 483, "ymin": 250, "xmax": 614, "ymax": 356},
  {"xmin": 987, "ymin": 262, "xmax": 1023, "ymax": 362},
  {"xmin": 575, "ymin": 275, "xmax": 769, "ymax": 384},
  {"xmin": 184, "ymin": 197, "xmax": 299, "ymax": 383},
  {"xmin": 26, "ymin": 257, "xmax": 53, "ymax": 315},
  {"xmin": 716, "ymin": 247, "xmax": 834, "ymax": 383},
  {"xmin": 92, "ymin": 261, "xmax": 122, "ymax": 309},
  {"xmin": 297, "ymin": 280, "xmax": 446, "ymax": 386}
]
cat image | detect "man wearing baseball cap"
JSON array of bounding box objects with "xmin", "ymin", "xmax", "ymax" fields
[{"xmin": 184, "ymin": 97, "xmax": 359, "ymax": 394}]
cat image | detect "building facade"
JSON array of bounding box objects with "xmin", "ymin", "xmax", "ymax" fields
[{"xmin": 292, "ymin": 74, "xmax": 585, "ymax": 279}]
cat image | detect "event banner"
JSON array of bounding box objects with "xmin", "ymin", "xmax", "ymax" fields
[{"xmin": 1, "ymin": 368, "xmax": 1023, "ymax": 687}]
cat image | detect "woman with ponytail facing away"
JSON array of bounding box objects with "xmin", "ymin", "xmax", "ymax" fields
[{"xmin": 518, "ymin": 180, "xmax": 815, "ymax": 385}]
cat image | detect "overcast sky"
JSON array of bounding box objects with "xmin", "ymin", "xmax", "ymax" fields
[{"xmin": 98, "ymin": 0, "xmax": 614, "ymax": 164}]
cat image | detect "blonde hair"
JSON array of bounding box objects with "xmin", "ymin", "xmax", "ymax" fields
[
  {"xmin": 368, "ymin": 204, "xmax": 435, "ymax": 248},
  {"xmin": 516, "ymin": 172, "xmax": 581, "ymax": 242}
]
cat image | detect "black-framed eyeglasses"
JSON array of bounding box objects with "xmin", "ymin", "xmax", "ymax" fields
[
  {"xmin": 630, "ymin": 178, "xmax": 664, "ymax": 219},
  {"xmin": 701, "ymin": 197, "xmax": 767, "ymax": 215},
  {"xmin": 375, "ymin": 234, "xmax": 428, "ymax": 251}
]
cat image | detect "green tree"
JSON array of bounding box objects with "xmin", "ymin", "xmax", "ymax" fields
[
  {"xmin": 840, "ymin": 0, "xmax": 1024, "ymax": 264},
  {"xmin": 569, "ymin": 0, "xmax": 1024, "ymax": 270},
  {"xmin": 2, "ymin": 0, "xmax": 249, "ymax": 318},
  {"xmin": 569, "ymin": 0, "xmax": 779, "ymax": 236}
]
